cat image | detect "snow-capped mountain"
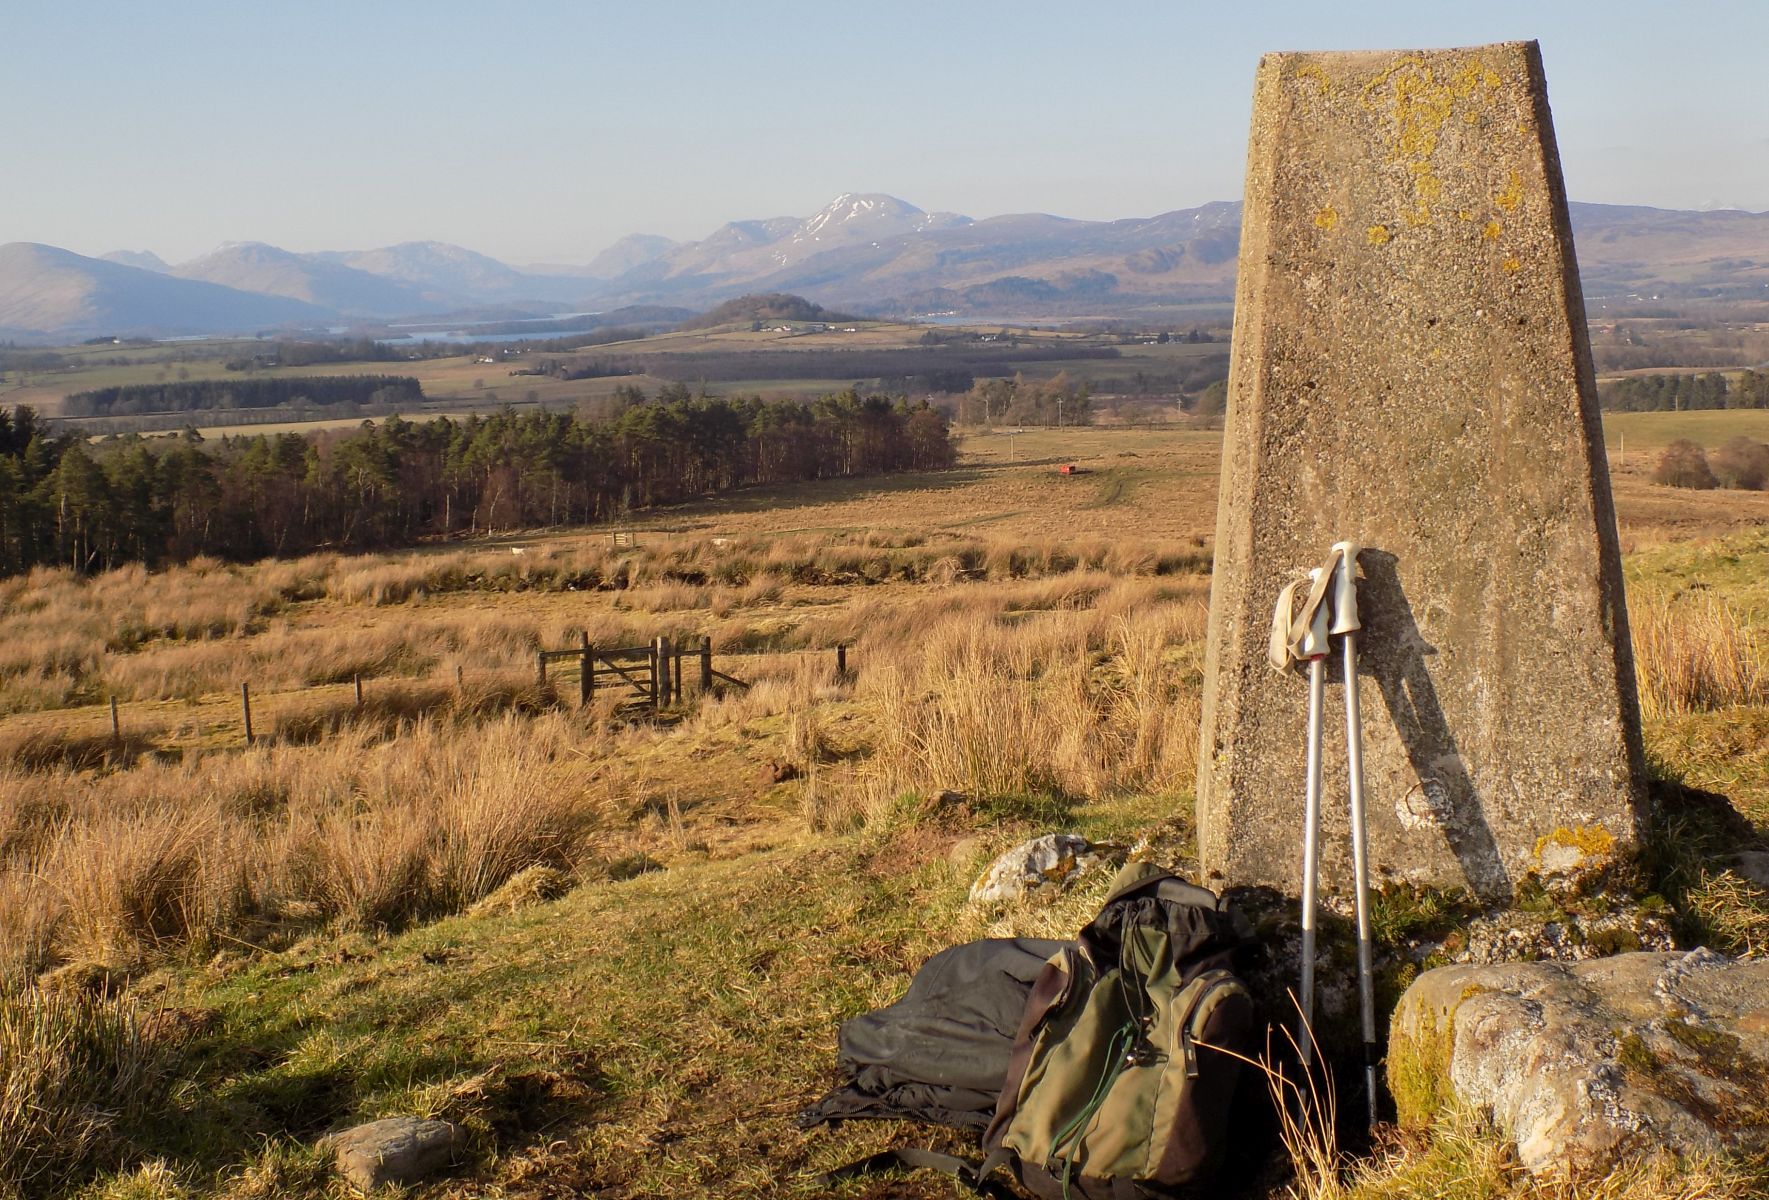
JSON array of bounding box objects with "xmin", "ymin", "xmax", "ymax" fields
[
  {"xmin": 5, "ymin": 194, "xmax": 1764, "ymax": 339},
  {"xmin": 592, "ymin": 193, "xmax": 1246, "ymax": 313}
]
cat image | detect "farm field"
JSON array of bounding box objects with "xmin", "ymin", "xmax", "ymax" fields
[
  {"xmin": 1, "ymin": 423, "xmax": 1767, "ymax": 1199},
  {"xmin": 2, "ymin": 322, "xmax": 1232, "ymax": 430}
]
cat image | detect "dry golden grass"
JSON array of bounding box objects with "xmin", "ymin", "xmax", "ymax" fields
[
  {"xmin": 858, "ymin": 577, "xmax": 1207, "ymax": 806},
  {"xmin": 0, "ymin": 982, "xmax": 167, "ymax": 1198},
  {"xmin": 0, "ymin": 527, "xmax": 1213, "ymax": 720},
  {"xmin": 1325, "ymin": 1111, "xmax": 1762, "ymax": 1200},
  {"xmin": 0, "ymin": 545, "xmax": 1224, "ymax": 984},
  {"xmin": 0, "ymin": 715, "xmax": 604, "ymax": 975},
  {"xmin": 1631, "ymin": 591, "xmax": 1766, "ymax": 719}
]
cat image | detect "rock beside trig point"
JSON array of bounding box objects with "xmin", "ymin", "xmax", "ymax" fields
[
  {"xmin": 1197, "ymin": 41, "xmax": 1644, "ymax": 900},
  {"xmin": 326, "ymin": 1116, "xmax": 465, "ymax": 1191},
  {"xmin": 1390, "ymin": 951, "xmax": 1769, "ymax": 1173}
]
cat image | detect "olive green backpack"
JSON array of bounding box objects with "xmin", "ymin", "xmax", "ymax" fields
[{"xmin": 818, "ymin": 862, "xmax": 1255, "ymax": 1199}]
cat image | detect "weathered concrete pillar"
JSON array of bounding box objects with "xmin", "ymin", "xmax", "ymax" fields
[{"xmin": 1197, "ymin": 41, "xmax": 1644, "ymax": 902}]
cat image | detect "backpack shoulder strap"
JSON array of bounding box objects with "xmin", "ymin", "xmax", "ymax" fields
[
  {"xmin": 813, "ymin": 1146, "xmax": 1019, "ymax": 1198},
  {"xmin": 983, "ymin": 947, "xmax": 1077, "ymax": 1150}
]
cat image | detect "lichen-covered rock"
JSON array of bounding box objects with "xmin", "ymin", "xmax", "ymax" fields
[
  {"xmin": 1230, "ymin": 882, "xmax": 1676, "ymax": 1060},
  {"xmin": 326, "ymin": 1116, "xmax": 465, "ymax": 1190},
  {"xmin": 969, "ymin": 834, "xmax": 1114, "ymax": 906},
  {"xmin": 1441, "ymin": 903, "xmax": 1677, "ymax": 965},
  {"xmin": 1389, "ymin": 950, "xmax": 1769, "ymax": 1174}
]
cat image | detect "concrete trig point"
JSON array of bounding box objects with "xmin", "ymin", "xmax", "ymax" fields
[{"xmin": 1196, "ymin": 41, "xmax": 1645, "ymax": 901}]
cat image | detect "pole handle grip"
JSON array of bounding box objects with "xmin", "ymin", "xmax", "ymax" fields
[{"xmin": 1329, "ymin": 540, "xmax": 1362, "ymax": 635}]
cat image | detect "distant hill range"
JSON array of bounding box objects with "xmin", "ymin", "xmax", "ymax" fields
[
  {"xmin": 3, "ymin": 193, "xmax": 1766, "ymax": 340},
  {"xmin": 0, "ymin": 242, "xmax": 330, "ymax": 341}
]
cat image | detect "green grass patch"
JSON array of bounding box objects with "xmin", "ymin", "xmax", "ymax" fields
[
  {"xmin": 80, "ymin": 788, "xmax": 1180, "ymax": 1198},
  {"xmin": 1625, "ymin": 528, "xmax": 1769, "ymax": 621},
  {"xmin": 1604, "ymin": 409, "xmax": 1769, "ymax": 453}
]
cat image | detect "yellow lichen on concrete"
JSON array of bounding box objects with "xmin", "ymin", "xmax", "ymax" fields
[
  {"xmin": 1366, "ymin": 224, "xmax": 1392, "ymax": 246},
  {"xmin": 1294, "ymin": 61, "xmax": 1333, "ymax": 94},
  {"xmin": 1360, "ymin": 54, "xmax": 1502, "ymax": 229},
  {"xmin": 1503, "ymin": 257, "xmax": 1522, "ymax": 274},
  {"xmin": 1314, "ymin": 206, "xmax": 1340, "ymax": 231},
  {"xmin": 1532, "ymin": 824, "xmax": 1617, "ymax": 873},
  {"xmin": 1482, "ymin": 221, "xmax": 1502, "ymax": 241},
  {"xmin": 1496, "ymin": 169, "xmax": 1523, "ymax": 212}
]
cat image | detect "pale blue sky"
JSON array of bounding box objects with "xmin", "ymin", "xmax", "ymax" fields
[{"xmin": 5, "ymin": 1, "xmax": 1767, "ymax": 265}]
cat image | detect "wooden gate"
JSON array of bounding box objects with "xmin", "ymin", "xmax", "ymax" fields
[{"xmin": 537, "ymin": 635, "xmax": 736, "ymax": 710}]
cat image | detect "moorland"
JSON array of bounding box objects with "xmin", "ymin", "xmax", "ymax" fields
[{"xmin": 2, "ymin": 392, "xmax": 1768, "ymax": 1198}]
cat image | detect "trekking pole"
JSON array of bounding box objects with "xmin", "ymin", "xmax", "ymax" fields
[
  {"xmin": 1331, "ymin": 540, "xmax": 1379, "ymax": 1126},
  {"xmin": 1295, "ymin": 567, "xmax": 1332, "ymax": 1067}
]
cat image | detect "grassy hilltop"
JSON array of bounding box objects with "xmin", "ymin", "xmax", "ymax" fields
[{"xmin": 2, "ymin": 420, "xmax": 1768, "ymax": 1199}]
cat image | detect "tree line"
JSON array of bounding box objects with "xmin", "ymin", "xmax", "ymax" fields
[
  {"xmin": 0, "ymin": 390, "xmax": 955, "ymax": 574},
  {"xmin": 951, "ymin": 372, "xmax": 1094, "ymax": 426},
  {"xmin": 224, "ymin": 338, "xmax": 404, "ymax": 370},
  {"xmin": 1599, "ymin": 370, "xmax": 1769, "ymax": 412},
  {"xmin": 62, "ymin": 375, "xmax": 424, "ymax": 418}
]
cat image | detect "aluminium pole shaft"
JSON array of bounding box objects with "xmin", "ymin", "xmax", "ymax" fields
[
  {"xmin": 1331, "ymin": 538, "xmax": 1380, "ymax": 1127},
  {"xmin": 1293, "ymin": 563, "xmax": 1332, "ymax": 1069},
  {"xmin": 1343, "ymin": 628, "xmax": 1378, "ymax": 1125},
  {"xmin": 1298, "ymin": 651, "xmax": 1325, "ymax": 1066}
]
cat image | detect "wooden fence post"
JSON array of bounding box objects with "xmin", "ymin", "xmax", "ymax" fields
[
  {"xmin": 673, "ymin": 643, "xmax": 684, "ymax": 700},
  {"xmin": 537, "ymin": 651, "xmax": 547, "ymax": 688},
  {"xmin": 241, "ymin": 682, "xmax": 254, "ymax": 746},
  {"xmin": 580, "ymin": 631, "xmax": 593, "ymax": 707},
  {"xmin": 658, "ymin": 636, "xmax": 673, "ymax": 707},
  {"xmin": 110, "ymin": 696, "xmax": 121, "ymax": 752},
  {"xmin": 700, "ymin": 637, "xmax": 713, "ymax": 693},
  {"xmin": 354, "ymin": 673, "xmax": 363, "ymax": 707},
  {"xmin": 837, "ymin": 643, "xmax": 848, "ymax": 677},
  {"xmin": 649, "ymin": 638, "xmax": 662, "ymax": 709}
]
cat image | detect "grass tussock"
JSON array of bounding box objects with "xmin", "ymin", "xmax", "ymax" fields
[
  {"xmin": 1639, "ymin": 778, "xmax": 1769, "ymax": 956},
  {"xmin": 0, "ymin": 982, "xmax": 168, "ymax": 1199},
  {"xmin": 0, "ymin": 716, "xmax": 602, "ymax": 975},
  {"xmin": 1632, "ymin": 591, "xmax": 1765, "ymax": 719},
  {"xmin": 860, "ymin": 579, "xmax": 1207, "ymax": 806},
  {"xmin": 0, "ymin": 726, "xmax": 162, "ymax": 774},
  {"xmin": 266, "ymin": 672, "xmax": 557, "ymax": 745}
]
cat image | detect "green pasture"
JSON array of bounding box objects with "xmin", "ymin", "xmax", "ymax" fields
[{"xmin": 1603, "ymin": 409, "xmax": 1769, "ymax": 452}]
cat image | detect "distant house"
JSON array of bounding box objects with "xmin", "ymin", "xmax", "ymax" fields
[{"xmin": 1057, "ymin": 464, "xmax": 1084, "ymax": 475}]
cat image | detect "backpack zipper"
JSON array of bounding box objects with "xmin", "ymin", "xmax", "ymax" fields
[{"xmin": 1182, "ymin": 970, "xmax": 1249, "ymax": 1079}]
